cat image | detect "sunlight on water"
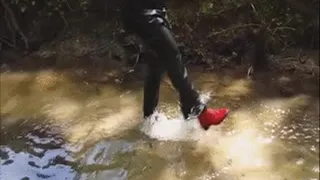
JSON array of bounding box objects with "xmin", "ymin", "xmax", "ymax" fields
[
  {"xmin": 201, "ymin": 95, "xmax": 318, "ymax": 180},
  {"xmin": 219, "ymin": 78, "xmax": 253, "ymax": 98},
  {"xmin": 1, "ymin": 69, "xmax": 319, "ymax": 180},
  {"xmin": 138, "ymin": 94, "xmax": 318, "ymax": 180},
  {"xmin": 42, "ymin": 98, "xmax": 82, "ymax": 123},
  {"xmin": 199, "ymin": 110, "xmax": 274, "ymax": 180},
  {"xmin": 226, "ymin": 129, "xmax": 270, "ymax": 169}
]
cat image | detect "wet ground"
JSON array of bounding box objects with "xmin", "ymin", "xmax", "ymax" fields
[{"xmin": 0, "ymin": 66, "xmax": 319, "ymax": 180}]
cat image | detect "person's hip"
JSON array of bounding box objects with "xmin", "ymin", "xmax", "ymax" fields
[{"xmin": 121, "ymin": 8, "xmax": 172, "ymax": 33}]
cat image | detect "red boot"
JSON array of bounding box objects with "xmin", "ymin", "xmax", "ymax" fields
[{"xmin": 198, "ymin": 108, "xmax": 229, "ymax": 130}]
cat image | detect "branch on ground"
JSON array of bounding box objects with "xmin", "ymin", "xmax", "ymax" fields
[
  {"xmin": 1, "ymin": 0, "xmax": 29, "ymax": 50},
  {"xmin": 208, "ymin": 24, "xmax": 261, "ymax": 37}
]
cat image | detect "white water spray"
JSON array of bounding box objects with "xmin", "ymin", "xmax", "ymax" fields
[{"xmin": 139, "ymin": 92, "xmax": 213, "ymax": 141}]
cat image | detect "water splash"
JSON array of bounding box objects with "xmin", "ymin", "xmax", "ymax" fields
[
  {"xmin": 139, "ymin": 112, "xmax": 206, "ymax": 141},
  {"xmin": 139, "ymin": 93, "xmax": 212, "ymax": 142}
]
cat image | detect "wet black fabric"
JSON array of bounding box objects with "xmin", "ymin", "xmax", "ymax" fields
[
  {"xmin": 121, "ymin": 5, "xmax": 206, "ymax": 119},
  {"xmin": 121, "ymin": 0, "xmax": 166, "ymax": 12}
]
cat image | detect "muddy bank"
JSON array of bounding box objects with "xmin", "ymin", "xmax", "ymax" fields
[
  {"xmin": 1, "ymin": 20, "xmax": 319, "ymax": 82},
  {"xmin": 1, "ymin": 0, "xmax": 319, "ymax": 78}
]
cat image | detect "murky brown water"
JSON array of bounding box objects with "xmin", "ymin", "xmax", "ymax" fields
[{"xmin": 0, "ymin": 67, "xmax": 319, "ymax": 180}]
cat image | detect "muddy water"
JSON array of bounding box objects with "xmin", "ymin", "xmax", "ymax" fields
[{"xmin": 0, "ymin": 67, "xmax": 319, "ymax": 180}]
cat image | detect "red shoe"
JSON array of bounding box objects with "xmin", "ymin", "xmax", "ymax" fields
[{"xmin": 198, "ymin": 108, "xmax": 229, "ymax": 130}]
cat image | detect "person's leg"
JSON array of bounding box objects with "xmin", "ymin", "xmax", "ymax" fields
[
  {"xmin": 143, "ymin": 57, "xmax": 165, "ymax": 117},
  {"xmin": 138, "ymin": 23, "xmax": 204, "ymax": 119},
  {"xmin": 121, "ymin": 9, "xmax": 229, "ymax": 129},
  {"xmin": 139, "ymin": 22, "xmax": 229, "ymax": 130}
]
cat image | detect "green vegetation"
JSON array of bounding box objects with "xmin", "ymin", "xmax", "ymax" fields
[{"xmin": 0, "ymin": 0, "xmax": 318, "ymax": 63}]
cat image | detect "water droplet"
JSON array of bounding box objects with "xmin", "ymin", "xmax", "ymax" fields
[{"xmin": 310, "ymin": 146, "xmax": 317, "ymax": 152}]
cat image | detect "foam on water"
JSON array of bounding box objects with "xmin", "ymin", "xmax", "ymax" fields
[
  {"xmin": 139, "ymin": 112, "xmax": 207, "ymax": 141},
  {"xmin": 139, "ymin": 92, "xmax": 212, "ymax": 141}
]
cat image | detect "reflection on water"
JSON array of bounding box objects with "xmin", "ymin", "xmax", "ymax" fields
[
  {"xmin": 0, "ymin": 146, "xmax": 75, "ymax": 180},
  {"xmin": 0, "ymin": 123, "xmax": 136, "ymax": 180},
  {"xmin": 0, "ymin": 68, "xmax": 319, "ymax": 180},
  {"xmin": 74, "ymin": 140, "xmax": 135, "ymax": 180},
  {"xmin": 0, "ymin": 124, "xmax": 77, "ymax": 180}
]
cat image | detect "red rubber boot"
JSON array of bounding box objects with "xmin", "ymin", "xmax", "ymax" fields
[{"xmin": 198, "ymin": 108, "xmax": 229, "ymax": 130}]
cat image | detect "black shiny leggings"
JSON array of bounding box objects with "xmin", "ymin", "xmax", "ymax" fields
[{"xmin": 122, "ymin": 9, "xmax": 206, "ymax": 119}]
